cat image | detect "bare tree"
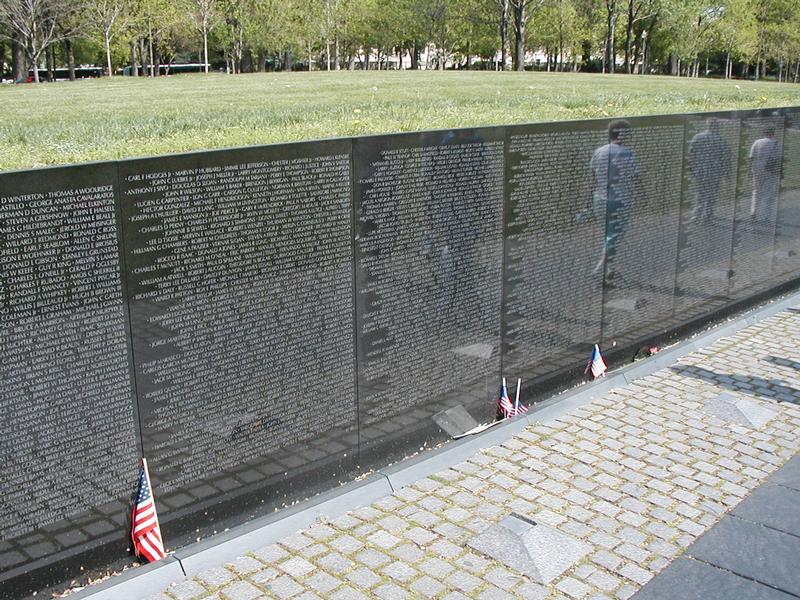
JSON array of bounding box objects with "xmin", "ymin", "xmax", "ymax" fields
[
  {"xmin": 0, "ymin": 0, "xmax": 77, "ymax": 82},
  {"xmin": 187, "ymin": 0, "xmax": 217, "ymax": 73}
]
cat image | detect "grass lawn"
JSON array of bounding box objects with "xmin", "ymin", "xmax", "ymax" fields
[{"xmin": 1, "ymin": 71, "xmax": 799, "ymax": 172}]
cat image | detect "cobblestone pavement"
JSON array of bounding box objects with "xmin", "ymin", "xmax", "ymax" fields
[{"xmin": 146, "ymin": 305, "xmax": 800, "ymax": 600}]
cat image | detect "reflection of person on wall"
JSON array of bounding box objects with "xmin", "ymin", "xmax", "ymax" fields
[
  {"xmin": 424, "ymin": 129, "xmax": 483, "ymax": 326},
  {"xmin": 748, "ymin": 125, "xmax": 782, "ymax": 222},
  {"xmin": 689, "ymin": 118, "xmax": 731, "ymax": 223},
  {"xmin": 590, "ymin": 120, "xmax": 641, "ymax": 278}
]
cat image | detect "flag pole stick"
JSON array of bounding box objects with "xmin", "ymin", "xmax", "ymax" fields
[{"xmin": 514, "ymin": 378, "xmax": 521, "ymax": 414}]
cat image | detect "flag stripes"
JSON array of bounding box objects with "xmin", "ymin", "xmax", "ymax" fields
[{"xmin": 131, "ymin": 458, "xmax": 166, "ymax": 563}]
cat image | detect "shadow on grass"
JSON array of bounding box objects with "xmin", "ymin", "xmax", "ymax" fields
[{"xmin": 670, "ymin": 364, "xmax": 800, "ymax": 405}]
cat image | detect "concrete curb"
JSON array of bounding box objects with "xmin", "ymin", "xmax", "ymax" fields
[
  {"xmin": 76, "ymin": 288, "xmax": 800, "ymax": 599},
  {"xmin": 66, "ymin": 556, "xmax": 184, "ymax": 600}
]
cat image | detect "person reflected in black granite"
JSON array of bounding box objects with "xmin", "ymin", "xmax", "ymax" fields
[
  {"xmin": 748, "ymin": 124, "xmax": 783, "ymax": 222},
  {"xmin": 423, "ymin": 129, "xmax": 484, "ymax": 326},
  {"xmin": 689, "ymin": 117, "xmax": 731, "ymax": 223},
  {"xmin": 589, "ymin": 120, "xmax": 641, "ymax": 279}
]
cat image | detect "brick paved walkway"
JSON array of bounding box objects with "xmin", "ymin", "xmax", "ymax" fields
[{"xmin": 145, "ymin": 304, "xmax": 800, "ymax": 600}]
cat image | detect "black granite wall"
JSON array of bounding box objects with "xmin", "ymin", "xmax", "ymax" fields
[{"xmin": 1, "ymin": 108, "xmax": 799, "ymax": 598}]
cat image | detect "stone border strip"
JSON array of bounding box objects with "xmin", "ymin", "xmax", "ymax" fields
[{"xmin": 70, "ymin": 286, "xmax": 800, "ymax": 600}]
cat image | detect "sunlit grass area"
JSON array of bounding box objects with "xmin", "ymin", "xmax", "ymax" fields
[{"xmin": 1, "ymin": 71, "xmax": 799, "ymax": 171}]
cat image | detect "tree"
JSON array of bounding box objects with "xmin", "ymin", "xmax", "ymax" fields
[
  {"xmin": 622, "ymin": 0, "xmax": 658, "ymax": 73},
  {"xmin": 494, "ymin": 0, "xmax": 511, "ymax": 69},
  {"xmin": 0, "ymin": 0, "xmax": 78, "ymax": 82},
  {"xmin": 509, "ymin": 0, "xmax": 545, "ymax": 71},
  {"xmin": 603, "ymin": 0, "xmax": 616, "ymax": 72},
  {"xmin": 711, "ymin": 0, "xmax": 756, "ymax": 78},
  {"xmin": 242, "ymin": 0, "xmax": 284, "ymax": 71},
  {"xmin": 86, "ymin": 0, "xmax": 128, "ymax": 76},
  {"xmin": 451, "ymin": 0, "xmax": 497, "ymax": 68},
  {"xmin": 186, "ymin": 0, "xmax": 218, "ymax": 73}
]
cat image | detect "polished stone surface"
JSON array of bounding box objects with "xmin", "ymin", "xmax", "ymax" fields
[
  {"xmin": 688, "ymin": 516, "xmax": 800, "ymax": 596},
  {"xmin": 732, "ymin": 483, "xmax": 800, "ymax": 537},
  {"xmin": 633, "ymin": 557, "xmax": 795, "ymax": 600},
  {"xmin": 769, "ymin": 456, "xmax": 800, "ymax": 491}
]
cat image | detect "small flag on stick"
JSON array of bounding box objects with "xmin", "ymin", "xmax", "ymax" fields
[
  {"xmin": 513, "ymin": 378, "xmax": 528, "ymax": 416},
  {"xmin": 586, "ymin": 344, "xmax": 607, "ymax": 379},
  {"xmin": 498, "ymin": 378, "xmax": 514, "ymax": 419},
  {"xmin": 131, "ymin": 458, "xmax": 166, "ymax": 563}
]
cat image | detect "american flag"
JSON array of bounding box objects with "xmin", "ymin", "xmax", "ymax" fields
[
  {"xmin": 131, "ymin": 459, "xmax": 165, "ymax": 563},
  {"xmin": 498, "ymin": 378, "xmax": 514, "ymax": 418},
  {"xmin": 512, "ymin": 378, "xmax": 528, "ymax": 416},
  {"xmin": 586, "ymin": 344, "xmax": 608, "ymax": 379}
]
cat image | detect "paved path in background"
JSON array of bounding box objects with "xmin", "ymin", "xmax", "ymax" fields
[{"xmin": 144, "ymin": 304, "xmax": 800, "ymax": 600}]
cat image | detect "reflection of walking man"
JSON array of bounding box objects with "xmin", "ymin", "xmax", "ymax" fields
[
  {"xmin": 749, "ymin": 125, "xmax": 782, "ymax": 221},
  {"xmin": 689, "ymin": 118, "xmax": 730, "ymax": 222},
  {"xmin": 590, "ymin": 120, "xmax": 641, "ymax": 277}
]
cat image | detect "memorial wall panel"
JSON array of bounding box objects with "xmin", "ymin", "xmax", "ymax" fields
[
  {"xmin": 674, "ymin": 113, "xmax": 740, "ymax": 320},
  {"xmin": 774, "ymin": 108, "xmax": 800, "ymax": 277},
  {"xmin": 0, "ymin": 164, "xmax": 138, "ymax": 587},
  {"xmin": 354, "ymin": 129, "xmax": 504, "ymax": 455},
  {"xmin": 119, "ymin": 141, "xmax": 358, "ymax": 539},
  {"xmin": 502, "ymin": 121, "xmax": 606, "ymax": 382},
  {"xmin": 4, "ymin": 107, "xmax": 800, "ymax": 599},
  {"xmin": 730, "ymin": 111, "xmax": 785, "ymax": 298},
  {"xmin": 598, "ymin": 116, "xmax": 684, "ymax": 343}
]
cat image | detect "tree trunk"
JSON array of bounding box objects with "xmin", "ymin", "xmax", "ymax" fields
[
  {"xmin": 624, "ymin": 0, "xmax": 633, "ymax": 73},
  {"xmin": 725, "ymin": 49, "xmax": 730, "ymax": 79},
  {"xmin": 148, "ymin": 27, "xmax": 155, "ymax": 76},
  {"xmin": 605, "ymin": 0, "xmax": 616, "ymax": 73},
  {"xmin": 154, "ymin": 45, "xmax": 161, "ymax": 76},
  {"xmin": 794, "ymin": 58, "xmax": 799, "ymax": 83},
  {"xmin": 334, "ymin": 31, "xmax": 340, "ymax": 70},
  {"xmin": 105, "ymin": 33, "xmax": 113, "ymax": 76},
  {"xmin": 140, "ymin": 38, "xmax": 147, "ymax": 76},
  {"xmin": 47, "ymin": 46, "xmax": 55, "ymax": 81},
  {"xmin": 129, "ymin": 39, "xmax": 138, "ymax": 77},
  {"xmin": 203, "ymin": 30, "xmax": 209, "ymax": 73},
  {"xmin": 499, "ymin": 0, "xmax": 510, "ymax": 70},
  {"xmin": 326, "ymin": 39, "xmax": 331, "ymax": 70},
  {"xmin": 754, "ymin": 48, "xmax": 761, "ymax": 80},
  {"xmin": 513, "ymin": 1, "xmax": 525, "ymax": 71},
  {"xmin": 12, "ymin": 32, "xmax": 26, "ymax": 82}
]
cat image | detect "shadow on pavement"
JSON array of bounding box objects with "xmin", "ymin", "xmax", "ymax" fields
[
  {"xmin": 670, "ymin": 364, "xmax": 800, "ymax": 405},
  {"xmin": 765, "ymin": 355, "xmax": 800, "ymax": 372}
]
